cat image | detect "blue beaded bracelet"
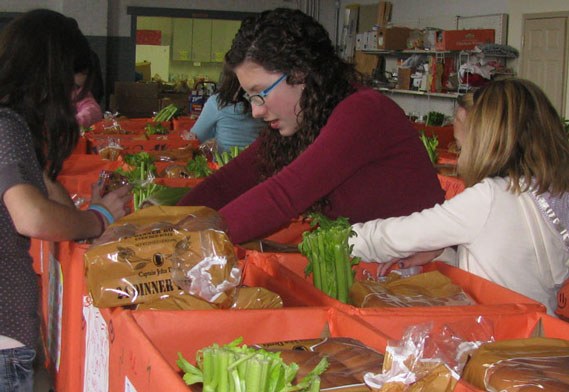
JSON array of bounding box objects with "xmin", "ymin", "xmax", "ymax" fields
[{"xmin": 88, "ymin": 204, "xmax": 115, "ymax": 225}]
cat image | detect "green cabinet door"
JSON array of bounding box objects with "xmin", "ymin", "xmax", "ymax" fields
[
  {"xmin": 172, "ymin": 18, "xmax": 193, "ymax": 61},
  {"xmin": 211, "ymin": 19, "xmax": 242, "ymax": 62},
  {"xmin": 192, "ymin": 19, "xmax": 212, "ymax": 62}
]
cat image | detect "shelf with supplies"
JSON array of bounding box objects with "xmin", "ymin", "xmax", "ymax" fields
[
  {"xmin": 362, "ymin": 49, "xmax": 454, "ymax": 56},
  {"xmin": 359, "ymin": 48, "xmax": 459, "ymax": 98},
  {"xmin": 374, "ymin": 87, "xmax": 460, "ymax": 99}
]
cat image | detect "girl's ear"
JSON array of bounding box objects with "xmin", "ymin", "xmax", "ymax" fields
[
  {"xmin": 288, "ymin": 70, "xmax": 307, "ymax": 85},
  {"xmin": 455, "ymin": 107, "xmax": 468, "ymax": 123}
]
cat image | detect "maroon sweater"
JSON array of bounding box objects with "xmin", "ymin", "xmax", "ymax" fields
[{"xmin": 178, "ymin": 88, "xmax": 445, "ymax": 243}]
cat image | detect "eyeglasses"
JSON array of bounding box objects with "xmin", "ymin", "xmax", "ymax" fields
[{"xmin": 243, "ymin": 74, "xmax": 287, "ymax": 106}]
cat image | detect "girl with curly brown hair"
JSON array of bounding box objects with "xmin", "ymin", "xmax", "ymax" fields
[{"xmin": 178, "ymin": 8, "xmax": 444, "ymax": 244}]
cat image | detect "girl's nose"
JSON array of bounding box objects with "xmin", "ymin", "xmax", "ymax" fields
[{"xmin": 251, "ymin": 105, "xmax": 266, "ymax": 119}]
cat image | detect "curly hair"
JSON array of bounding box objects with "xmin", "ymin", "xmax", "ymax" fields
[
  {"xmin": 225, "ymin": 8, "xmax": 359, "ymax": 182},
  {"xmin": 0, "ymin": 9, "xmax": 92, "ymax": 179}
]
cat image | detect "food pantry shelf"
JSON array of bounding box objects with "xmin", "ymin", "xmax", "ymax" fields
[{"xmin": 375, "ymin": 87, "xmax": 460, "ymax": 99}]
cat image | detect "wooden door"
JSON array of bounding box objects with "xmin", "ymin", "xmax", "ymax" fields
[{"xmin": 521, "ymin": 16, "xmax": 567, "ymax": 116}]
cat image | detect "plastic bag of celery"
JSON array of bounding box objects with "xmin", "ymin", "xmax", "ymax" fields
[
  {"xmin": 298, "ymin": 214, "xmax": 360, "ymax": 304},
  {"xmin": 177, "ymin": 337, "xmax": 328, "ymax": 392}
]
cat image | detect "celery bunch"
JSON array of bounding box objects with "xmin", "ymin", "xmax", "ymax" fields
[
  {"xmin": 419, "ymin": 130, "xmax": 439, "ymax": 164},
  {"xmin": 153, "ymin": 103, "xmax": 182, "ymax": 123},
  {"xmin": 186, "ymin": 155, "xmax": 213, "ymax": 178},
  {"xmin": 177, "ymin": 337, "xmax": 328, "ymax": 392},
  {"xmin": 298, "ymin": 214, "xmax": 360, "ymax": 304},
  {"xmin": 144, "ymin": 122, "xmax": 169, "ymax": 136},
  {"xmin": 115, "ymin": 152, "xmax": 159, "ymax": 210},
  {"xmin": 214, "ymin": 145, "xmax": 245, "ymax": 167}
]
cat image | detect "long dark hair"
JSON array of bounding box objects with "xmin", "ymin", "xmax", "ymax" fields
[
  {"xmin": 216, "ymin": 64, "xmax": 253, "ymax": 114},
  {"xmin": 0, "ymin": 9, "xmax": 92, "ymax": 179},
  {"xmin": 225, "ymin": 8, "xmax": 359, "ymax": 179}
]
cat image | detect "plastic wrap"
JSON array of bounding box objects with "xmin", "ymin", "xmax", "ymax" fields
[
  {"xmin": 101, "ymin": 111, "xmax": 123, "ymax": 134},
  {"xmin": 85, "ymin": 206, "xmax": 238, "ymax": 308},
  {"xmin": 350, "ymin": 270, "xmax": 476, "ymax": 308},
  {"xmin": 198, "ymin": 138, "xmax": 218, "ymax": 162},
  {"xmin": 364, "ymin": 317, "xmax": 495, "ymax": 391},
  {"xmin": 257, "ymin": 337, "xmax": 385, "ymax": 391},
  {"xmin": 462, "ymin": 337, "xmax": 569, "ymax": 391},
  {"xmin": 98, "ymin": 170, "xmax": 130, "ymax": 197},
  {"xmin": 136, "ymin": 286, "xmax": 283, "ymax": 311},
  {"xmin": 96, "ymin": 137, "xmax": 123, "ymax": 160}
]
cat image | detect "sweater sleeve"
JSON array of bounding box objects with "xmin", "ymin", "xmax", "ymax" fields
[
  {"xmin": 75, "ymin": 92, "xmax": 103, "ymax": 127},
  {"xmin": 190, "ymin": 95, "xmax": 219, "ymax": 142},
  {"xmin": 176, "ymin": 139, "xmax": 262, "ymax": 210},
  {"xmin": 349, "ymin": 180, "xmax": 494, "ymax": 262}
]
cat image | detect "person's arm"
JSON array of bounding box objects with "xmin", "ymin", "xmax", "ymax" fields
[
  {"xmin": 3, "ymin": 182, "xmax": 132, "ymax": 241},
  {"xmin": 75, "ymin": 92, "xmax": 103, "ymax": 128},
  {"xmin": 349, "ymin": 180, "xmax": 494, "ymax": 263},
  {"xmin": 189, "ymin": 95, "xmax": 219, "ymax": 142},
  {"xmin": 43, "ymin": 172, "xmax": 75, "ymax": 208},
  {"xmin": 218, "ymin": 90, "xmax": 419, "ymax": 243},
  {"xmin": 177, "ymin": 139, "xmax": 262, "ymax": 209}
]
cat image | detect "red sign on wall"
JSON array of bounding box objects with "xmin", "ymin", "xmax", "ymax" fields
[{"xmin": 136, "ymin": 30, "xmax": 162, "ymax": 45}]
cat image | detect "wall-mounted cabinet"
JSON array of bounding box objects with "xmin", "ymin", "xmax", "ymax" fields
[
  {"xmin": 211, "ymin": 20, "xmax": 241, "ymax": 62},
  {"xmin": 172, "ymin": 18, "xmax": 241, "ymax": 63},
  {"xmin": 172, "ymin": 18, "xmax": 193, "ymax": 61},
  {"xmin": 192, "ymin": 19, "xmax": 213, "ymax": 62}
]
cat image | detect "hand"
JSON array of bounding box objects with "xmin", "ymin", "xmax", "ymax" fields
[
  {"xmin": 377, "ymin": 249, "xmax": 443, "ymax": 277},
  {"xmin": 90, "ymin": 182, "xmax": 132, "ymax": 222}
]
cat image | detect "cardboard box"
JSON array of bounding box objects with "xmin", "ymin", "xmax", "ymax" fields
[
  {"xmin": 135, "ymin": 61, "xmax": 151, "ymax": 82},
  {"xmin": 435, "ymin": 29, "xmax": 495, "ymax": 51},
  {"xmin": 376, "ymin": 1, "xmax": 392, "ymax": 27},
  {"xmin": 113, "ymin": 81, "xmax": 160, "ymax": 118},
  {"xmin": 396, "ymin": 67, "xmax": 412, "ymax": 90},
  {"xmin": 377, "ymin": 27, "xmax": 412, "ymax": 50}
]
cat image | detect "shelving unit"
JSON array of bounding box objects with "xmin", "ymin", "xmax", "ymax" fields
[
  {"xmin": 375, "ymin": 87, "xmax": 459, "ymax": 99},
  {"xmin": 361, "ymin": 48, "xmax": 460, "ymax": 100}
]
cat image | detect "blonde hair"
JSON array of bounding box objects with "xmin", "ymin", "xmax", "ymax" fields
[
  {"xmin": 456, "ymin": 92, "xmax": 474, "ymax": 111},
  {"xmin": 458, "ymin": 78, "xmax": 569, "ymax": 195}
]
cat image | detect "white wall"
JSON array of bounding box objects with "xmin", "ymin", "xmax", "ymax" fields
[
  {"xmin": 339, "ymin": 0, "xmax": 569, "ymax": 118},
  {"xmin": 507, "ymin": 0, "xmax": 569, "ymax": 115},
  {"xmin": 1, "ymin": 1, "xmax": 337, "ymax": 39},
  {"xmin": 0, "ymin": 0, "xmax": 107, "ymax": 35}
]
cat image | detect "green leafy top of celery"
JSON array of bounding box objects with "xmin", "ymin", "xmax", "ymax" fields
[
  {"xmin": 115, "ymin": 152, "xmax": 159, "ymax": 210},
  {"xmin": 419, "ymin": 130, "xmax": 439, "ymax": 164},
  {"xmin": 425, "ymin": 111, "xmax": 446, "ymax": 126},
  {"xmin": 144, "ymin": 122, "xmax": 169, "ymax": 136},
  {"xmin": 176, "ymin": 337, "xmax": 328, "ymax": 392},
  {"xmin": 186, "ymin": 155, "xmax": 213, "ymax": 178}
]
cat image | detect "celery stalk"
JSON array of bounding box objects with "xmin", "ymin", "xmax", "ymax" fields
[
  {"xmin": 218, "ymin": 349, "xmax": 230, "ymax": 391},
  {"xmin": 334, "ymin": 242, "xmax": 349, "ymax": 303},
  {"xmin": 245, "ymin": 357, "xmax": 262, "ymax": 391}
]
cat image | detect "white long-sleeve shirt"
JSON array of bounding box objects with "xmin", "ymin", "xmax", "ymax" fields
[{"xmin": 350, "ymin": 177, "xmax": 569, "ymax": 314}]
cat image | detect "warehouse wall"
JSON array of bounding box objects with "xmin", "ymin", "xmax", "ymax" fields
[
  {"xmin": 507, "ymin": 0, "xmax": 569, "ymax": 116},
  {"xmin": 0, "ymin": 0, "xmax": 335, "ymax": 110},
  {"xmin": 338, "ymin": 0, "xmax": 569, "ymax": 118}
]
